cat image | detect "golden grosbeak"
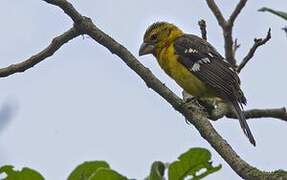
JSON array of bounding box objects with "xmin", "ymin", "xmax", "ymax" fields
[{"xmin": 139, "ymin": 22, "xmax": 256, "ymax": 146}]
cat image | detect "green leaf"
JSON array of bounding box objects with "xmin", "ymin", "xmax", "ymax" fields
[
  {"xmin": 168, "ymin": 148, "xmax": 221, "ymax": 180},
  {"xmin": 0, "ymin": 165, "xmax": 44, "ymax": 180},
  {"xmin": 88, "ymin": 168, "xmax": 127, "ymax": 180},
  {"xmin": 258, "ymin": 7, "xmax": 287, "ymax": 21},
  {"xmin": 146, "ymin": 161, "xmax": 166, "ymax": 180},
  {"xmin": 68, "ymin": 161, "xmax": 110, "ymax": 180}
]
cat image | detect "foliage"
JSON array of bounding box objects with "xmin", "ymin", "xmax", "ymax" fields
[
  {"xmin": 68, "ymin": 161, "xmax": 127, "ymax": 180},
  {"xmin": 0, "ymin": 148, "xmax": 220, "ymax": 180},
  {"xmin": 146, "ymin": 148, "xmax": 221, "ymax": 180},
  {"xmin": 167, "ymin": 148, "xmax": 221, "ymax": 180},
  {"xmin": 0, "ymin": 165, "xmax": 44, "ymax": 180},
  {"xmin": 145, "ymin": 161, "xmax": 166, "ymax": 180}
]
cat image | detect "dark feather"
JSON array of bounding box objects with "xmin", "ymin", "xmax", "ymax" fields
[
  {"xmin": 174, "ymin": 34, "xmax": 245, "ymax": 104},
  {"xmin": 174, "ymin": 34, "xmax": 255, "ymax": 145},
  {"xmin": 231, "ymin": 100, "xmax": 256, "ymax": 146},
  {"xmin": 144, "ymin": 22, "xmax": 168, "ymax": 40}
]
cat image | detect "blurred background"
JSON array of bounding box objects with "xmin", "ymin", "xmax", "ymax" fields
[{"xmin": 0, "ymin": 0, "xmax": 286, "ymax": 179}]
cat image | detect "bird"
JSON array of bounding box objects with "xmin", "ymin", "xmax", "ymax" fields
[{"xmin": 139, "ymin": 21, "xmax": 256, "ymax": 146}]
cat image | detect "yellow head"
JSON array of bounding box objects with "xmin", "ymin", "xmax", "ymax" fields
[{"xmin": 139, "ymin": 22, "xmax": 184, "ymax": 56}]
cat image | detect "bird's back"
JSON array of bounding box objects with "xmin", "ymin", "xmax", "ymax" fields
[{"xmin": 156, "ymin": 40, "xmax": 215, "ymax": 98}]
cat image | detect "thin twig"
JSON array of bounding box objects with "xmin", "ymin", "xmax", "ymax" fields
[
  {"xmin": 198, "ymin": 19, "xmax": 207, "ymax": 40},
  {"xmin": 0, "ymin": 27, "xmax": 80, "ymax": 78},
  {"xmin": 192, "ymin": 98, "xmax": 287, "ymax": 122},
  {"xmin": 206, "ymin": 101, "xmax": 287, "ymax": 122},
  {"xmin": 227, "ymin": 107, "xmax": 287, "ymax": 121},
  {"xmin": 228, "ymin": 0, "xmax": 248, "ymax": 25},
  {"xmin": 232, "ymin": 38, "xmax": 240, "ymax": 57},
  {"xmin": 237, "ymin": 28, "xmax": 271, "ymax": 73},
  {"xmin": 282, "ymin": 26, "xmax": 287, "ymax": 37},
  {"xmin": 205, "ymin": 0, "xmax": 226, "ymax": 28}
]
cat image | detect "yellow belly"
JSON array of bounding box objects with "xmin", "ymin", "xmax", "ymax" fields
[{"xmin": 157, "ymin": 45, "xmax": 214, "ymax": 98}]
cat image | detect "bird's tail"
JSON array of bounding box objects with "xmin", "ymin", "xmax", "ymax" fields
[{"xmin": 231, "ymin": 101, "xmax": 256, "ymax": 146}]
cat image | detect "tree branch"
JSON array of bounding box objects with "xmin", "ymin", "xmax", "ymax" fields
[
  {"xmin": 198, "ymin": 19, "xmax": 207, "ymax": 40},
  {"xmin": 205, "ymin": 0, "xmax": 226, "ymax": 27},
  {"xmin": 205, "ymin": 0, "xmax": 237, "ymax": 66},
  {"xmin": 228, "ymin": 0, "xmax": 248, "ymax": 25},
  {"xmin": 237, "ymin": 28, "xmax": 271, "ymax": 73},
  {"xmin": 232, "ymin": 38, "xmax": 240, "ymax": 57},
  {"xmin": 225, "ymin": 0, "xmax": 248, "ymax": 66},
  {"xmin": 206, "ymin": 101, "xmax": 287, "ymax": 122},
  {"xmin": 227, "ymin": 107, "xmax": 287, "ymax": 121},
  {"xmin": 185, "ymin": 97, "xmax": 287, "ymax": 122},
  {"xmin": 283, "ymin": 26, "xmax": 287, "ymax": 36},
  {"xmin": 222, "ymin": 26, "xmax": 236, "ymax": 66},
  {"xmin": 41, "ymin": 0, "xmax": 287, "ymax": 179},
  {"xmin": 0, "ymin": 27, "xmax": 80, "ymax": 78},
  {"xmin": 205, "ymin": 0, "xmax": 271, "ymax": 70}
]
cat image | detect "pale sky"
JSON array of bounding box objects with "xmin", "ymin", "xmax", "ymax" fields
[{"xmin": 0, "ymin": 0, "xmax": 287, "ymax": 179}]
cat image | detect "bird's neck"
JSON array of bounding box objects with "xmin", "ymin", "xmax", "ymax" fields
[{"xmin": 154, "ymin": 28, "xmax": 183, "ymax": 57}]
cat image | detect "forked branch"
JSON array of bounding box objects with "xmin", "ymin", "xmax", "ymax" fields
[
  {"xmin": 237, "ymin": 28, "xmax": 272, "ymax": 73},
  {"xmin": 205, "ymin": 0, "xmax": 249, "ymax": 66}
]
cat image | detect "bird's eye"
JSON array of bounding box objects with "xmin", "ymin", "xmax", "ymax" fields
[{"xmin": 150, "ymin": 34, "xmax": 157, "ymax": 41}]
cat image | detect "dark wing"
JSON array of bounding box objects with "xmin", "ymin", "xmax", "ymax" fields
[
  {"xmin": 174, "ymin": 34, "xmax": 256, "ymax": 146},
  {"xmin": 173, "ymin": 34, "xmax": 246, "ymax": 105}
]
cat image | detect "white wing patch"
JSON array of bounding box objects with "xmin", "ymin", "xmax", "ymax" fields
[
  {"xmin": 200, "ymin": 57, "xmax": 211, "ymax": 64},
  {"xmin": 191, "ymin": 63, "xmax": 200, "ymax": 71},
  {"xmin": 185, "ymin": 48, "xmax": 198, "ymax": 54},
  {"xmin": 223, "ymin": 59, "xmax": 229, "ymax": 63},
  {"xmin": 228, "ymin": 67, "xmax": 235, "ymax": 72},
  {"xmin": 208, "ymin": 53, "xmax": 214, "ymax": 57},
  {"xmin": 190, "ymin": 58, "xmax": 211, "ymax": 72},
  {"xmin": 222, "ymin": 59, "xmax": 236, "ymax": 72}
]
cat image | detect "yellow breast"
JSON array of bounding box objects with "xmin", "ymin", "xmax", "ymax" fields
[{"xmin": 157, "ymin": 44, "xmax": 214, "ymax": 98}]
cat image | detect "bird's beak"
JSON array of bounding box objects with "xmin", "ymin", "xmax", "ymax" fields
[{"xmin": 139, "ymin": 42, "xmax": 155, "ymax": 56}]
